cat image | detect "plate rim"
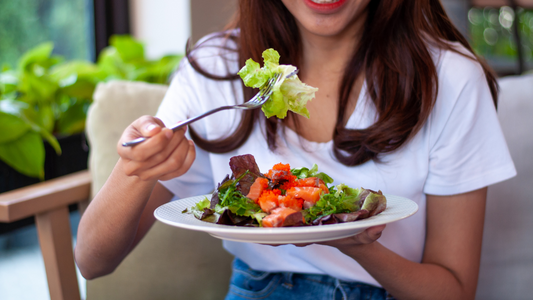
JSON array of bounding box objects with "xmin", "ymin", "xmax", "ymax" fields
[{"xmin": 154, "ymin": 193, "xmax": 419, "ymax": 239}]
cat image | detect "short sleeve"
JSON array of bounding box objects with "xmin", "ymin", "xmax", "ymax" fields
[
  {"xmin": 155, "ymin": 59, "xmax": 216, "ymax": 199},
  {"xmin": 155, "ymin": 58, "xmax": 203, "ymax": 131},
  {"xmin": 423, "ymin": 51, "xmax": 516, "ymax": 195}
]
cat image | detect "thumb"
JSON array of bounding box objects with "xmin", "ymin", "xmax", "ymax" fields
[
  {"xmin": 136, "ymin": 116, "xmax": 166, "ymax": 137},
  {"xmin": 141, "ymin": 123, "xmax": 162, "ymax": 137}
]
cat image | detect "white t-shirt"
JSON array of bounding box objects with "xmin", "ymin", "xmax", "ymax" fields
[{"xmin": 155, "ymin": 36, "xmax": 516, "ymax": 287}]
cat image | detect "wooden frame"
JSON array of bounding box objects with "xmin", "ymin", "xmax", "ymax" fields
[{"xmin": 0, "ymin": 170, "xmax": 91, "ymax": 300}]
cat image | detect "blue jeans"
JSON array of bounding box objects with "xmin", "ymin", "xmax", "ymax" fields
[{"xmin": 225, "ymin": 259, "xmax": 396, "ymax": 300}]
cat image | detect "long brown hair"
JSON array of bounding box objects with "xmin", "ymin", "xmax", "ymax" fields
[{"xmin": 186, "ymin": 0, "xmax": 498, "ymax": 166}]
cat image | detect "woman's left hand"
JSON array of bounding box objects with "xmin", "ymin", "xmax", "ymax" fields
[
  {"xmin": 318, "ymin": 224, "xmax": 386, "ymax": 249},
  {"xmin": 266, "ymin": 224, "xmax": 386, "ymax": 248}
]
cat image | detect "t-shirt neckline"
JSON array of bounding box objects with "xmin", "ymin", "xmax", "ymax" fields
[{"xmin": 281, "ymin": 81, "xmax": 372, "ymax": 151}]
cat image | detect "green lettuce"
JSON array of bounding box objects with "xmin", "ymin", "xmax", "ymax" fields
[
  {"xmin": 291, "ymin": 164, "xmax": 334, "ymax": 184},
  {"xmin": 218, "ymin": 178, "xmax": 263, "ymax": 218},
  {"xmin": 304, "ymin": 190, "xmax": 360, "ymax": 222},
  {"xmin": 187, "ymin": 197, "xmax": 211, "ymax": 219},
  {"xmin": 237, "ymin": 49, "xmax": 318, "ymax": 119}
]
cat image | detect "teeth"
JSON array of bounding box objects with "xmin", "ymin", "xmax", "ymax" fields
[{"xmin": 310, "ymin": 0, "xmax": 340, "ymax": 3}]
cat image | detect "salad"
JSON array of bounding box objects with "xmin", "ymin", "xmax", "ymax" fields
[
  {"xmin": 184, "ymin": 154, "xmax": 387, "ymax": 228},
  {"xmin": 238, "ymin": 48, "xmax": 318, "ymax": 119}
]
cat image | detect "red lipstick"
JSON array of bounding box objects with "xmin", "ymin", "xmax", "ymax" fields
[{"xmin": 303, "ymin": 0, "xmax": 348, "ymax": 13}]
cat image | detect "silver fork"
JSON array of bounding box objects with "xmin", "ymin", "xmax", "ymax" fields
[{"xmin": 123, "ymin": 70, "xmax": 296, "ymax": 147}]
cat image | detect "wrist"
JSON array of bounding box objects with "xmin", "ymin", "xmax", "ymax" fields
[
  {"xmin": 338, "ymin": 240, "xmax": 381, "ymax": 260},
  {"xmin": 116, "ymin": 158, "xmax": 159, "ymax": 186}
]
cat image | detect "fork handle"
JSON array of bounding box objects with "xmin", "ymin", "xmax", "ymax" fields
[{"xmin": 122, "ymin": 105, "xmax": 234, "ymax": 147}]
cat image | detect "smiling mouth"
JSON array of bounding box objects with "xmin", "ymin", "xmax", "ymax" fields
[{"xmin": 310, "ymin": 0, "xmax": 341, "ymax": 3}]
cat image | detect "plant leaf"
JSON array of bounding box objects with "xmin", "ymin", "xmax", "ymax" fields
[
  {"xmin": 18, "ymin": 42, "xmax": 54, "ymax": 72},
  {"xmin": 50, "ymin": 61, "xmax": 105, "ymax": 99},
  {"xmin": 0, "ymin": 99, "xmax": 61, "ymax": 154},
  {"xmin": 56, "ymin": 99, "xmax": 89, "ymax": 135},
  {"xmin": 39, "ymin": 104, "xmax": 55, "ymax": 133},
  {"xmin": 0, "ymin": 70, "xmax": 19, "ymax": 95},
  {"xmin": 0, "ymin": 111, "xmax": 31, "ymax": 143},
  {"xmin": 97, "ymin": 47, "xmax": 136, "ymax": 80},
  {"xmin": 110, "ymin": 35, "xmax": 145, "ymax": 63},
  {"xmin": 18, "ymin": 71, "xmax": 59, "ymax": 105},
  {"xmin": 0, "ymin": 131, "xmax": 45, "ymax": 179},
  {"xmin": 38, "ymin": 128, "xmax": 61, "ymax": 155},
  {"xmin": 133, "ymin": 55, "xmax": 182, "ymax": 84}
]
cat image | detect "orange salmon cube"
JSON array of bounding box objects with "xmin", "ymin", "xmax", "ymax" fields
[
  {"xmin": 295, "ymin": 177, "xmax": 329, "ymax": 194},
  {"xmin": 262, "ymin": 207, "xmax": 298, "ymax": 228},
  {"xmin": 286, "ymin": 187, "xmax": 322, "ymax": 204},
  {"xmin": 257, "ymin": 189, "xmax": 281, "ymax": 213},
  {"xmin": 278, "ymin": 195, "xmax": 304, "ymax": 211},
  {"xmin": 246, "ymin": 177, "xmax": 269, "ymax": 202}
]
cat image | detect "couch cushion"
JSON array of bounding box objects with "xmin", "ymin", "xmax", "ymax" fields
[{"xmin": 87, "ymin": 80, "xmax": 169, "ymax": 197}]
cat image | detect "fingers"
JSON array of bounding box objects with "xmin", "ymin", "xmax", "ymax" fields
[
  {"xmin": 117, "ymin": 115, "xmax": 195, "ymax": 182},
  {"xmin": 140, "ymin": 119, "xmax": 167, "ymax": 137},
  {"xmin": 118, "ymin": 117, "xmax": 184, "ymax": 162},
  {"xmin": 147, "ymin": 140, "xmax": 196, "ymax": 181},
  {"xmin": 263, "ymin": 225, "xmax": 386, "ymax": 249},
  {"xmin": 122, "ymin": 128, "xmax": 184, "ymax": 173},
  {"xmin": 317, "ymin": 224, "xmax": 386, "ymax": 249},
  {"xmin": 352, "ymin": 225, "xmax": 386, "ymax": 244},
  {"xmin": 259, "ymin": 243, "xmax": 311, "ymax": 247},
  {"xmin": 123, "ymin": 115, "xmax": 166, "ymax": 142},
  {"xmin": 292, "ymin": 243, "xmax": 312, "ymax": 247}
]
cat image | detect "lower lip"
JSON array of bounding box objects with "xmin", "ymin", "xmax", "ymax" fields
[{"xmin": 303, "ymin": 0, "xmax": 348, "ymax": 13}]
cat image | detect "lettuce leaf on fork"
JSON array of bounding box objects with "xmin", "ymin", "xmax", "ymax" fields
[{"xmin": 237, "ymin": 48, "xmax": 318, "ymax": 119}]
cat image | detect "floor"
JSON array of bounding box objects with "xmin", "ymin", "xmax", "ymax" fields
[{"xmin": 0, "ymin": 212, "xmax": 86, "ymax": 300}]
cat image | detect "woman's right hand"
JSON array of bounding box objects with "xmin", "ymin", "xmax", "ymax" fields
[
  {"xmin": 117, "ymin": 115, "xmax": 196, "ymax": 182},
  {"xmin": 76, "ymin": 115, "xmax": 187, "ymax": 279}
]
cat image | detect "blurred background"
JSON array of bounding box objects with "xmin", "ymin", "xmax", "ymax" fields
[
  {"xmin": 445, "ymin": 0, "xmax": 533, "ymax": 75},
  {"xmin": 0, "ymin": 1, "xmax": 235, "ymax": 300},
  {"xmin": 0, "ymin": 0, "xmax": 531, "ymax": 299},
  {"xmin": 0, "ymin": 0, "xmax": 531, "ymax": 76}
]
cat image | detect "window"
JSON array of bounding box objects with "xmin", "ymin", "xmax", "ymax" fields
[
  {"xmin": 0, "ymin": 0, "xmax": 131, "ymax": 233},
  {"xmin": 0, "ymin": 0, "xmax": 95, "ymax": 67}
]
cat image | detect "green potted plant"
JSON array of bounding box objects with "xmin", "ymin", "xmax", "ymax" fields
[{"xmin": 0, "ymin": 35, "xmax": 182, "ymax": 191}]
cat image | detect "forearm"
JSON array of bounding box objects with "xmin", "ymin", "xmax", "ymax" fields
[
  {"xmin": 75, "ymin": 159, "xmax": 159, "ymax": 278},
  {"xmin": 342, "ymin": 242, "xmax": 474, "ymax": 300},
  {"xmin": 336, "ymin": 190, "xmax": 487, "ymax": 300},
  {"xmin": 74, "ymin": 116, "xmax": 195, "ymax": 279}
]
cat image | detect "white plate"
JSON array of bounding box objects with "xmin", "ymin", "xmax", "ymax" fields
[{"xmin": 154, "ymin": 194, "xmax": 418, "ymax": 244}]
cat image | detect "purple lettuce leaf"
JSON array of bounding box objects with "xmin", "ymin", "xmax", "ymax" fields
[{"xmin": 229, "ymin": 154, "xmax": 263, "ymax": 195}]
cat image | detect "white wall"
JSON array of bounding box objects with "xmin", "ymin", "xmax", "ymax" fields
[{"xmin": 130, "ymin": 0, "xmax": 191, "ymax": 59}]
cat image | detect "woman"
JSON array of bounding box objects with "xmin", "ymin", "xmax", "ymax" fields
[{"xmin": 75, "ymin": 0, "xmax": 516, "ymax": 299}]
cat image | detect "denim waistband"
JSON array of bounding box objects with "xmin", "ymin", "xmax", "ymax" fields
[{"xmin": 226, "ymin": 258, "xmax": 396, "ymax": 300}]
